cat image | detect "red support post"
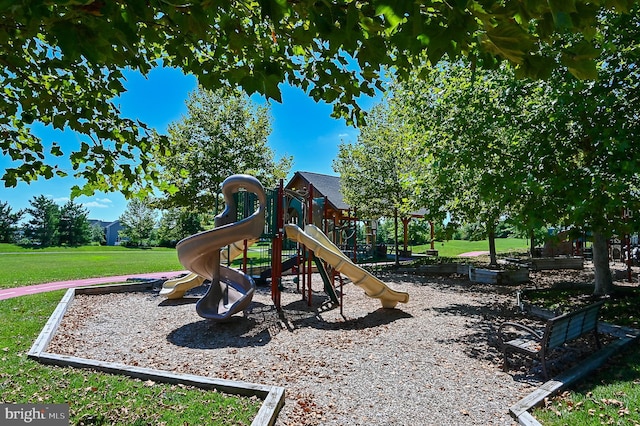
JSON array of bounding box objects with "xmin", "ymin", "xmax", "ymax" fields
[
  {"xmin": 307, "ymin": 183, "xmax": 314, "ymax": 306},
  {"xmin": 242, "ymin": 239, "xmax": 248, "ymax": 273},
  {"xmin": 301, "ymin": 249, "xmax": 306, "ymax": 300},
  {"xmin": 270, "ymin": 179, "xmax": 284, "ymax": 311},
  {"xmin": 324, "ymin": 196, "xmax": 329, "ymax": 235}
]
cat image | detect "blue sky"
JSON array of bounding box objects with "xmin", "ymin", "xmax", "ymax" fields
[{"xmin": 0, "ymin": 66, "xmax": 379, "ymax": 222}]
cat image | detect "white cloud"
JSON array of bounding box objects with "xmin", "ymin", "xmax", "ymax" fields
[
  {"xmin": 77, "ymin": 196, "xmax": 113, "ymax": 209},
  {"xmin": 83, "ymin": 201, "xmax": 111, "ymax": 209},
  {"xmin": 53, "ymin": 196, "xmax": 70, "ymax": 204},
  {"xmin": 337, "ymin": 130, "xmax": 358, "ymax": 142}
]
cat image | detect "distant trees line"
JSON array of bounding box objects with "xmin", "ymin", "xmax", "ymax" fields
[
  {"xmin": 2, "ymin": 195, "xmax": 525, "ymax": 249},
  {"xmin": 372, "ymin": 218, "xmax": 521, "ymax": 247},
  {"xmin": 0, "ymin": 196, "xmax": 211, "ymax": 248},
  {"xmin": 0, "ymin": 197, "xmax": 102, "ymax": 246},
  {"xmin": 116, "ymin": 198, "xmax": 208, "ymax": 248}
]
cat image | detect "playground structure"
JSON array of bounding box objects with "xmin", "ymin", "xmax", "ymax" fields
[
  {"xmin": 159, "ymin": 239, "xmax": 256, "ymax": 299},
  {"xmin": 285, "ymin": 224, "xmax": 409, "ymax": 308},
  {"xmin": 161, "ymin": 173, "xmax": 409, "ymax": 320},
  {"xmin": 173, "ymin": 174, "xmax": 266, "ymax": 321}
]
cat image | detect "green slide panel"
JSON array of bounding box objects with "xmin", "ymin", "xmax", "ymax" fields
[{"xmin": 313, "ymin": 256, "xmax": 340, "ymax": 304}]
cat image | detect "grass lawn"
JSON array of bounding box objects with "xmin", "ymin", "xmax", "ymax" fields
[
  {"xmin": 0, "ymin": 291, "xmax": 261, "ymax": 425},
  {"xmin": 0, "ymin": 245, "xmax": 262, "ymax": 424},
  {"xmin": 532, "ymin": 342, "xmax": 640, "ymax": 425},
  {"xmin": 0, "ymin": 238, "xmax": 531, "ymax": 289},
  {"xmin": 0, "ymin": 245, "xmax": 183, "ymax": 289},
  {"xmin": 411, "ymin": 237, "xmax": 529, "ymax": 257}
]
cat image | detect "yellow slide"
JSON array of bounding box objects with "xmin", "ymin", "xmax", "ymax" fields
[
  {"xmin": 159, "ymin": 239, "xmax": 256, "ymax": 299},
  {"xmin": 285, "ymin": 224, "xmax": 409, "ymax": 308}
]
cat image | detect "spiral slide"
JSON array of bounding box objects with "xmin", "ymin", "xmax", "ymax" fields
[
  {"xmin": 176, "ymin": 175, "xmax": 266, "ymax": 321},
  {"xmin": 160, "ymin": 239, "xmax": 257, "ymax": 299},
  {"xmin": 285, "ymin": 224, "xmax": 409, "ymax": 308}
]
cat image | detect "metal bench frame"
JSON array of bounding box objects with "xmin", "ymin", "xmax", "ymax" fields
[{"xmin": 499, "ymin": 301, "xmax": 604, "ymax": 379}]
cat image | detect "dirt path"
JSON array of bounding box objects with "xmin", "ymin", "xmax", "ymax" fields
[{"xmin": 458, "ymin": 251, "xmax": 490, "ymax": 257}]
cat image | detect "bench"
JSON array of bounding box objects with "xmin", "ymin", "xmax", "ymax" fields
[{"xmin": 498, "ymin": 301, "xmax": 604, "ymax": 379}]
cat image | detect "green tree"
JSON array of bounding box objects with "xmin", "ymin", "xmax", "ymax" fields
[
  {"xmin": 389, "ymin": 62, "xmax": 523, "ymax": 265},
  {"xmin": 408, "ymin": 218, "xmax": 432, "ymax": 246},
  {"xmin": 512, "ymin": 9, "xmax": 640, "ymax": 295},
  {"xmin": 391, "ymin": 7, "xmax": 640, "ymax": 294},
  {"xmin": 1, "ymin": 1, "xmax": 630, "ymax": 194},
  {"xmin": 334, "ymin": 101, "xmax": 421, "ymax": 263},
  {"xmin": 155, "ymin": 87, "xmax": 291, "ymax": 212},
  {"xmin": 89, "ymin": 223, "xmax": 106, "ymax": 245},
  {"xmin": 24, "ymin": 195, "xmax": 60, "ymax": 246},
  {"xmin": 119, "ymin": 198, "xmax": 157, "ymax": 247},
  {"xmin": 156, "ymin": 208, "xmax": 204, "ymax": 247},
  {"xmin": 0, "ymin": 201, "xmax": 24, "ymax": 243},
  {"xmin": 375, "ymin": 219, "xmax": 394, "ymax": 245},
  {"xmin": 58, "ymin": 200, "xmax": 90, "ymax": 246},
  {"xmin": 334, "ymin": 102, "xmax": 418, "ymax": 220}
]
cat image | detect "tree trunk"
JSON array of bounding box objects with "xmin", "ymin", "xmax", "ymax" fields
[
  {"xmin": 402, "ymin": 217, "xmax": 410, "ymax": 253},
  {"xmin": 592, "ymin": 231, "xmax": 613, "ymax": 296},
  {"xmin": 488, "ymin": 224, "xmax": 498, "ymax": 266},
  {"xmin": 530, "ymin": 229, "xmax": 536, "ymax": 258},
  {"xmin": 394, "ymin": 208, "xmax": 399, "ymax": 267},
  {"xmin": 430, "ymin": 221, "xmax": 435, "ymax": 250}
]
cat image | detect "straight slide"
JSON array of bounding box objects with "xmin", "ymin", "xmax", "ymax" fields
[{"xmin": 285, "ymin": 224, "xmax": 409, "ymax": 308}]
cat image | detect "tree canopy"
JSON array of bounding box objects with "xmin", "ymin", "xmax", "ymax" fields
[
  {"xmin": 23, "ymin": 195, "xmax": 60, "ymax": 246},
  {"xmin": 381, "ymin": 6, "xmax": 640, "ymax": 293},
  {"xmin": 118, "ymin": 198, "xmax": 157, "ymax": 246},
  {"xmin": 333, "ymin": 102, "xmax": 418, "ymax": 220},
  {"xmin": 154, "ymin": 87, "xmax": 291, "ymax": 212},
  {"xmin": 0, "ymin": 201, "xmax": 24, "ymax": 243},
  {"xmin": 58, "ymin": 200, "xmax": 90, "ymax": 246},
  {"xmin": 392, "ymin": 62, "xmax": 531, "ymax": 264},
  {"xmin": 1, "ymin": 0, "xmax": 633, "ymax": 195}
]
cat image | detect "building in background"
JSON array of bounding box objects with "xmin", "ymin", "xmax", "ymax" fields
[{"xmin": 88, "ymin": 220, "xmax": 123, "ymax": 246}]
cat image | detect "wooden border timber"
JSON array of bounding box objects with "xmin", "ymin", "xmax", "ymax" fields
[
  {"xmin": 530, "ymin": 257, "xmax": 584, "ymax": 271},
  {"xmin": 399, "ymin": 263, "xmax": 461, "ymax": 275},
  {"xmin": 508, "ymin": 323, "xmax": 640, "ymax": 425},
  {"xmin": 28, "ymin": 284, "xmax": 285, "ymax": 426},
  {"xmin": 468, "ymin": 267, "xmax": 529, "ymax": 285}
]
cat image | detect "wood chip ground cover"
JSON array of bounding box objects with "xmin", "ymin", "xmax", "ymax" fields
[{"xmin": 46, "ymin": 266, "xmax": 635, "ymax": 425}]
